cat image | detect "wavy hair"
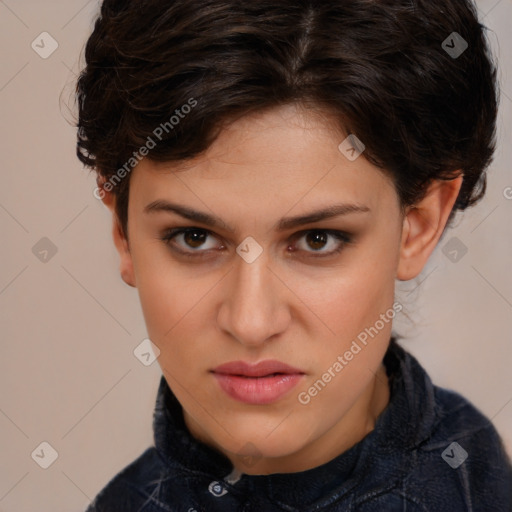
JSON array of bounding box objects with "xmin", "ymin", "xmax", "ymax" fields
[{"xmin": 75, "ymin": 0, "xmax": 499, "ymax": 238}]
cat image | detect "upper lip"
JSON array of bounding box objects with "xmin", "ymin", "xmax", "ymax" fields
[{"xmin": 212, "ymin": 360, "xmax": 304, "ymax": 377}]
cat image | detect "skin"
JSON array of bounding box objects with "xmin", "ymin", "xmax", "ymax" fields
[{"xmin": 101, "ymin": 103, "xmax": 462, "ymax": 475}]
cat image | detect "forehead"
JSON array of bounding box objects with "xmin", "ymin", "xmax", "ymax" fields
[{"xmin": 129, "ymin": 104, "xmax": 398, "ymax": 218}]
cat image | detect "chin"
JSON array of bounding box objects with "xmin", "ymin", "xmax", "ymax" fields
[{"xmin": 218, "ymin": 420, "xmax": 309, "ymax": 458}]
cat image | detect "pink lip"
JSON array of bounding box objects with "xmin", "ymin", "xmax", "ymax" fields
[{"xmin": 211, "ymin": 360, "xmax": 305, "ymax": 405}]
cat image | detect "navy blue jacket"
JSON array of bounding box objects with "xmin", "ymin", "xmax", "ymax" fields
[{"xmin": 85, "ymin": 338, "xmax": 512, "ymax": 511}]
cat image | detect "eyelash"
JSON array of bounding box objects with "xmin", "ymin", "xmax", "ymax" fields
[{"xmin": 159, "ymin": 227, "xmax": 353, "ymax": 259}]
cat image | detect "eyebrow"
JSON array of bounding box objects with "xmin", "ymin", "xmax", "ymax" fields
[{"xmin": 143, "ymin": 200, "xmax": 371, "ymax": 233}]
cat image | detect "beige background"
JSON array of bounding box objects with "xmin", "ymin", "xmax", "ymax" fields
[{"xmin": 0, "ymin": 1, "xmax": 511, "ymax": 510}]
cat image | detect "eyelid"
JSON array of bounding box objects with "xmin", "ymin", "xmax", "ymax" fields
[
  {"xmin": 289, "ymin": 229, "xmax": 353, "ymax": 257},
  {"xmin": 160, "ymin": 227, "xmax": 222, "ymax": 256}
]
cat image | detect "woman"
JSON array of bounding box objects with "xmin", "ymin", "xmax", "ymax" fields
[{"xmin": 76, "ymin": 0, "xmax": 512, "ymax": 510}]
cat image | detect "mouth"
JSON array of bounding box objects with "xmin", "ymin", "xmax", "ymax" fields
[{"xmin": 211, "ymin": 360, "xmax": 305, "ymax": 405}]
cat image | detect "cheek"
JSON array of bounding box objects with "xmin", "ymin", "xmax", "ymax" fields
[
  {"xmin": 295, "ymin": 252, "xmax": 396, "ymax": 344},
  {"xmin": 136, "ymin": 275, "xmax": 206, "ymax": 379},
  {"xmin": 130, "ymin": 245, "xmax": 193, "ymax": 340},
  {"xmin": 132, "ymin": 251, "xmax": 218, "ymax": 375},
  {"xmin": 137, "ymin": 273, "xmax": 202, "ymax": 342}
]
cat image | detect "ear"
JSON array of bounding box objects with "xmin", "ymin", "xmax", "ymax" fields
[
  {"xmin": 397, "ymin": 175, "xmax": 463, "ymax": 281},
  {"xmin": 97, "ymin": 177, "xmax": 136, "ymax": 288}
]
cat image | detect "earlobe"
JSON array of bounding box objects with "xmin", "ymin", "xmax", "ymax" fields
[{"xmin": 396, "ymin": 176, "xmax": 463, "ymax": 281}]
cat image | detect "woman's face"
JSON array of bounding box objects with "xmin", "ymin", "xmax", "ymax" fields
[{"xmin": 122, "ymin": 104, "xmax": 406, "ymax": 474}]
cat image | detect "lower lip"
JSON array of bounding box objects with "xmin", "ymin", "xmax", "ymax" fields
[{"xmin": 212, "ymin": 372, "xmax": 304, "ymax": 405}]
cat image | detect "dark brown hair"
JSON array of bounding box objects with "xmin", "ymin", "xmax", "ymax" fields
[{"xmin": 75, "ymin": 0, "xmax": 498, "ymax": 238}]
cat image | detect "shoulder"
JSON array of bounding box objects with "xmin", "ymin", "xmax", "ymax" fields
[
  {"xmin": 430, "ymin": 384, "xmax": 511, "ymax": 466},
  {"xmin": 85, "ymin": 447, "xmax": 175, "ymax": 512},
  {"xmin": 356, "ymin": 385, "xmax": 512, "ymax": 512},
  {"xmin": 410, "ymin": 385, "xmax": 512, "ymax": 511}
]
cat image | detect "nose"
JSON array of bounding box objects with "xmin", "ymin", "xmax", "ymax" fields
[{"xmin": 217, "ymin": 250, "xmax": 291, "ymax": 348}]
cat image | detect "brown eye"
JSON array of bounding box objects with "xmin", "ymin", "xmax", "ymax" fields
[
  {"xmin": 182, "ymin": 230, "xmax": 208, "ymax": 248},
  {"xmin": 160, "ymin": 227, "xmax": 352, "ymax": 260},
  {"xmin": 161, "ymin": 228, "xmax": 221, "ymax": 255},
  {"xmin": 305, "ymin": 231, "xmax": 329, "ymax": 251},
  {"xmin": 293, "ymin": 230, "xmax": 352, "ymax": 257}
]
